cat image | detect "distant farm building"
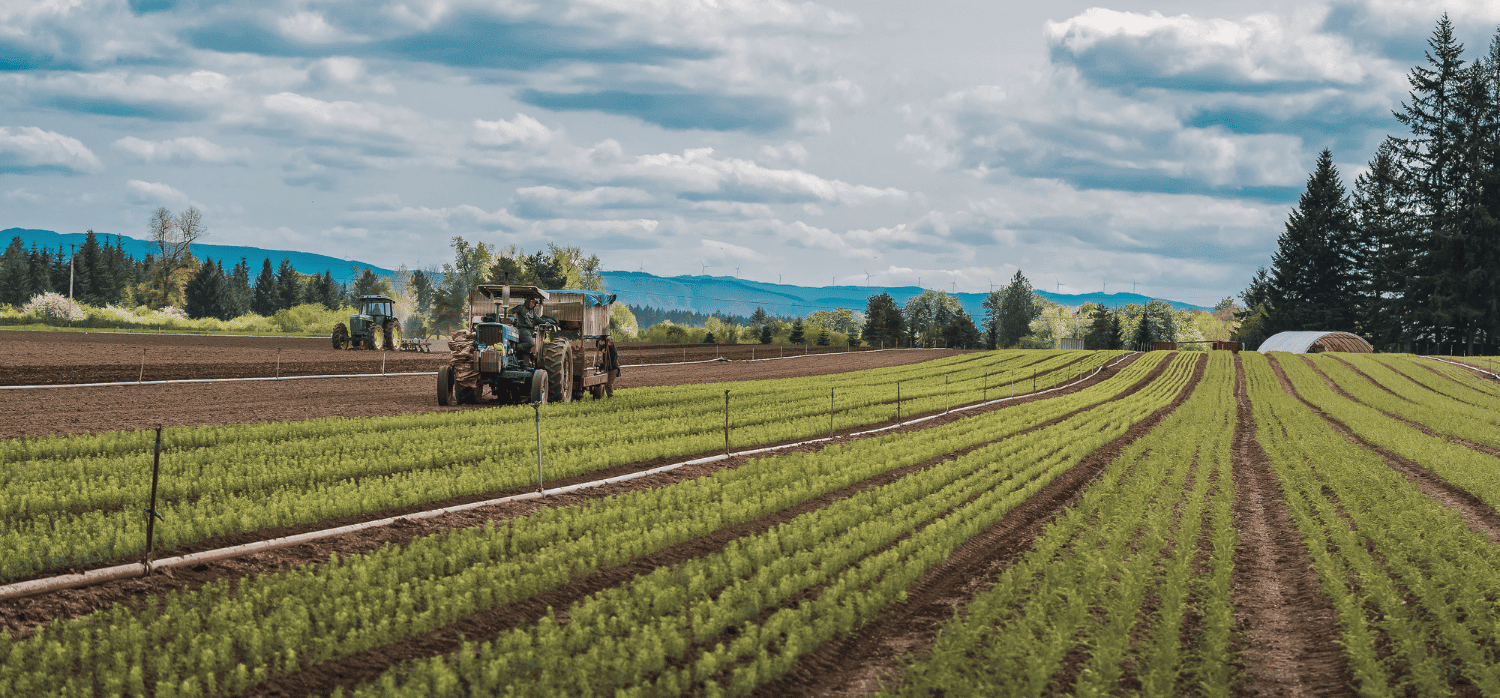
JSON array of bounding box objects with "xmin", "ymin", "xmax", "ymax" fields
[{"xmin": 1257, "ymin": 331, "xmax": 1374, "ymax": 353}]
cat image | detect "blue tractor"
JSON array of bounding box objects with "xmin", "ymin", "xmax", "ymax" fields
[{"xmin": 437, "ymin": 285, "xmax": 618, "ymax": 405}]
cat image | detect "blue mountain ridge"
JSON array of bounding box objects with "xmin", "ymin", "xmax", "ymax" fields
[
  {"xmin": 3, "ymin": 228, "xmax": 393, "ymax": 283},
  {"xmin": 599, "ymin": 270, "xmax": 1210, "ymax": 321},
  {"xmin": 4, "ymin": 228, "xmax": 1209, "ymax": 316}
]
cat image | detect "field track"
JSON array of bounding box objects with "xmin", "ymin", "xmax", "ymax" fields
[{"xmin": 6, "ymin": 350, "xmax": 1500, "ymax": 697}]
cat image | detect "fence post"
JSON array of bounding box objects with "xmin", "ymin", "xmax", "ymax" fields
[
  {"xmin": 983, "ymin": 371, "xmax": 987, "ymax": 401},
  {"xmin": 724, "ymin": 390, "xmax": 731, "ymax": 456},
  {"xmin": 532, "ymin": 402, "xmax": 544, "ymax": 494},
  {"xmin": 897, "ymin": 380, "xmax": 902, "ymax": 421},
  {"xmin": 382, "ymin": 351, "xmax": 387, "ymax": 376},
  {"xmin": 945, "ymin": 376, "xmax": 950, "ymax": 413},
  {"xmin": 829, "ymin": 387, "xmax": 835, "ymax": 436},
  {"xmin": 276, "ymin": 347, "xmax": 281, "ymax": 379},
  {"xmin": 138, "ymin": 348, "xmax": 146, "ymax": 383},
  {"xmin": 143, "ymin": 426, "xmax": 164, "ymax": 570},
  {"xmin": 1033, "ymin": 369, "xmax": 1036, "ymax": 393}
]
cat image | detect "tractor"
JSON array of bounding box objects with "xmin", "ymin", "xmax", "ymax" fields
[
  {"xmin": 437, "ymin": 285, "xmax": 618, "ymax": 405},
  {"xmin": 331, "ymin": 295, "xmax": 403, "ymax": 350}
]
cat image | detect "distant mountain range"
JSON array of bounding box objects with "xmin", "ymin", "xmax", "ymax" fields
[
  {"xmin": 600, "ymin": 271, "xmax": 1210, "ymax": 320},
  {"xmin": 3, "ymin": 227, "xmax": 1209, "ymax": 316},
  {"xmin": 3, "ymin": 228, "xmax": 393, "ymax": 283}
]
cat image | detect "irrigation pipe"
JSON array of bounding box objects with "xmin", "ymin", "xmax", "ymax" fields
[
  {"xmin": 1422, "ymin": 355, "xmax": 1500, "ymax": 380},
  {"xmin": 0, "ymin": 351, "xmax": 1133, "ymax": 603},
  {"xmin": 625, "ymin": 346, "xmax": 936, "ymax": 368}
]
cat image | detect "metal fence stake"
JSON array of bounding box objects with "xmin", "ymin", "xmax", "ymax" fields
[
  {"xmin": 144, "ymin": 426, "xmax": 164, "ymax": 570},
  {"xmin": 138, "ymin": 348, "xmax": 146, "ymax": 383},
  {"xmin": 829, "ymin": 387, "xmax": 835, "ymax": 436},
  {"xmin": 533, "ymin": 402, "xmax": 544, "ymax": 494},
  {"xmin": 724, "ymin": 390, "xmax": 731, "ymax": 456},
  {"xmin": 275, "ymin": 348, "xmax": 281, "ymax": 379}
]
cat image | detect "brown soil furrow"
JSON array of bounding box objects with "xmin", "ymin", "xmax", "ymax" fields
[
  {"xmin": 1309, "ymin": 357, "xmax": 1500, "ymax": 458},
  {"xmin": 1230, "ymin": 354, "xmax": 1351, "ymax": 698},
  {"xmin": 1, "ymin": 354, "xmax": 1144, "ymax": 638},
  {"xmin": 1266, "ymin": 355, "xmax": 1500, "ymax": 544},
  {"xmin": 1402, "ymin": 361, "xmax": 1487, "ymax": 405},
  {"xmin": 759, "ymin": 354, "xmax": 1207, "ymax": 698},
  {"xmin": 1323, "ymin": 355, "xmax": 1412, "ymax": 402},
  {"xmin": 247, "ymin": 357, "xmax": 1154, "ymax": 698}
]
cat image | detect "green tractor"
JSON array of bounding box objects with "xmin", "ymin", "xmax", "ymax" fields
[{"xmin": 331, "ymin": 295, "xmax": 403, "ymax": 350}]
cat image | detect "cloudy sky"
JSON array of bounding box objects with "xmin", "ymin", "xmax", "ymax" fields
[{"xmin": 4, "ymin": 0, "xmax": 1499, "ymax": 304}]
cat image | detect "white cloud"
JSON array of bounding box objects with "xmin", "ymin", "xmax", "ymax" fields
[
  {"xmin": 113, "ymin": 136, "xmax": 247, "ymax": 165},
  {"xmin": 125, "ymin": 179, "xmax": 193, "ymax": 206},
  {"xmin": 472, "ymin": 114, "xmax": 561, "ymax": 149},
  {"xmin": 343, "ymin": 203, "xmax": 525, "ymax": 232},
  {"xmin": 9, "ymin": 70, "xmax": 233, "ymax": 121},
  {"xmin": 702, "ymin": 238, "xmax": 765, "ymax": 262},
  {"xmin": 0, "ymin": 126, "xmax": 102, "ymax": 174},
  {"xmin": 1046, "ymin": 8, "xmax": 1375, "ymax": 85}
]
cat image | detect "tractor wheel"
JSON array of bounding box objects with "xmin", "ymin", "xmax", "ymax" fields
[
  {"xmin": 369, "ymin": 325, "xmax": 384, "ymax": 351},
  {"xmin": 332, "ymin": 323, "xmax": 349, "ymax": 350},
  {"xmin": 437, "ymin": 365, "xmax": 453, "ymax": 406},
  {"xmin": 529, "ymin": 369, "xmax": 548, "ymax": 404},
  {"xmin": 384, "ymin": 319, "xmax": 402, "ymax": 353},
  {"xmin": 543, "ymin": 337, "xmax": 573, "ymax": 403}
]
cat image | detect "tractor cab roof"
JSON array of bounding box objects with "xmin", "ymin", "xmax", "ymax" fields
[
  {"xmin": 356, "ymin": 295, "xmax": 396, "ymax": 303},
  {"xmin": 473, "ymin": 285, "xmax": 548, "ymax": 302}
]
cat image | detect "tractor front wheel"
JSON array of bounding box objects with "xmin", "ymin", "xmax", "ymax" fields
[
  {"xmin": 543, "ymin": 337, "xmax": 573, "ymax": 403},
  {"xmin": 437, "ymin": 365, "xmax": 453, "ymax": 406},
  {"xmin": 368, "ymin": 325, "xmax": 384, "ymax": 350},
  {"xmin": 332, "ymin": 323, "xmax": 349, "ymax": 350}
]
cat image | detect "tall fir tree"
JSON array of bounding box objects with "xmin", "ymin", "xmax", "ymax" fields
[
  {"xmin": 275, "ymin": 259, "xmax": 299, "ymax": 311},
  {"xmin": 862, "ymin": 293, "xmax": 903, "ymax": 348},
  {"xmin": 0, "ymin": 237, "xmax": 30, "ymax": 305},
  {"xmin": 1265, "ymin": 149, "xmax": 1358, "ymax": 333},
  {"xmin": 223, "ymin": 258, "xmax": 252, "ymax": 318},
  {"xmin": 1351, "ymin": 140, "xmax": 1416, "ymax": 348},
  {"xmin": 185, "ymin": 258, "xmax": 226, "ymax": 319},
  {"xmin": 251, "ymin": 259, "xmax": 277, "ymax": 316},
  {"xmin": 996, "ymin": 270, "xmax": 1040, "ymax": 348}
]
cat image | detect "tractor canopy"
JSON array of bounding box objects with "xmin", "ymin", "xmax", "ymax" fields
[
  {"xmin": 541, "ymin": 290, "xmax": 617, "ymax": 307},
  {"xmin": 357, "ymin": 296, "xmax": 395, "ymax": 318}
]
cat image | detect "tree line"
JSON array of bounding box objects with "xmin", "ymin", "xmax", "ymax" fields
[{"xmin": 1238, "ymin": 16, "xmax": 1500, "ymax": 354}]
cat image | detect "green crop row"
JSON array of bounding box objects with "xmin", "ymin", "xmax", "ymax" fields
[
  {"xmin": 880, "ymin": 351, "xmax": 1234, "ymax": 697},
  {"xmin": 333, "ymin": 353, "xmax": 1201, "ymax": 697},
  {"xmin": 1315, "ymin": 355, "xmax": 1500, "ymax": 450},
  {"xmin": 1273, "ymin": 355, "xmax": 1500, "ymax": 521},
  {"xmin": 0, "ymin": 352, "xmax": 1178, "ymax": 698},
  {"xmin": 0, "ymin": 350, "xmax": 1118, "ymax": 581},
  {"xmin": 1246, "ymin": 352, "xmax": 1500, "ymax": 695}
]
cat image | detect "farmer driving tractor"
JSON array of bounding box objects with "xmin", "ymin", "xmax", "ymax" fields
[{"xmin": 511, "ymin": 296, "xmax": 542, "ymax": 365}]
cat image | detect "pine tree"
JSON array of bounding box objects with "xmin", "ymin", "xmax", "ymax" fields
[
  {"xmin": 862, "ymin": 293, "xmax": 902, "ymax": 348},
  {"xmin": 185, "ymin": 258, "xmax": 226, "ymax": 319},
  {"xmin": 412, "ymin": 270, "xmax": 434, "ymax": 315},
  {"xmin": 759, "ymin": 325, "xmax": 773, "ymax": 344},
  {"xmin": 1265, "ymin": 149, "xmax": 1358, "ymax": 333},
  {"xmin": 223, "ymin": 258, "xmax": 252, "ymax": 318},
  {"xmin": 274, "ymin": 260, "xmax": 300, "ymax": 311},
  {"xmin": 996, "ymin": 271, "xmax": 1040, "ymax": 348},
  {"xmin": 1351, "ymin": 141, "xmax": 1416, "ymax": 348},
  {"xmin": 251, "ymin": 259, "xmax": 277, "ymax": 316},
  {"xmin": 0, "ymin": 237, "xmax": 30, "ymax": 306},
  {"xmin": 1085, "ymin": 305, "xmax": 1114, "ymax": 350},
  {"xmin": 789, "ymin": 319, "xmax": 805, "ymax": 344},
  {"xmin": 1132, "ymin": 311, "xmax": 1152, "ymax": 350},
  {"xmin": 75, "ymin": 231, "xmax": 105, "ymax": 306}
]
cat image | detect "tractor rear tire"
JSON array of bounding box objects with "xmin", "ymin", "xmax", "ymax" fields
[
  {"xmin": 543, "ymin": 337, "xmax": 573, "ymax": 403},
  {"xmin": 332, "ymin": 323, "xmax": 349, "ymax": 350},
  {"xmin": 369, "ymin": 325, "xmax": 384, "ymax": 351},
  {"xmin": 437, "ymin": 365, "xmax": 453, "ymax": 406},
  {"xmin": 384, "ymin": 319, "xmax": 402, "ymax": 353},
  {"xmin": 529, "ymin": 369, "xmax": 548, "ymax": 404}
]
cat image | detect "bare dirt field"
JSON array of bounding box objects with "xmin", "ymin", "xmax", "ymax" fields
[
  {"xmin": 0, "ymin": 331, "xmax": 883, "ymax": 386},
  {"xmin": 0, "ymin": 334, "xmax": 960, "ymax": 438}
]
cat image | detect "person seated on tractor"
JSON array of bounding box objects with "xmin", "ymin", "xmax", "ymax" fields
[{"xmin": 512, "ymin": 297, "xmax": 542, "ymax": 365}]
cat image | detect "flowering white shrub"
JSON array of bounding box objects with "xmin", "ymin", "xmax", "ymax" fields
[
  {"xmin": 22, "ymin": 292, "xmax": 85, "ymax": 321},
  {"xmin": 155, "ymin": 306, "xmax": 190, "ymax": 321}
]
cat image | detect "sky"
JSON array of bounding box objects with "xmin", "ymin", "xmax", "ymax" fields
[{"xmin": 4, "ymin": 0, "xmax": 1500, "ymax": 306}]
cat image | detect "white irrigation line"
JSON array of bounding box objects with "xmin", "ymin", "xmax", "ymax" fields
[
  {"xmin": 0, "ymin": 351, "xmax": 1130, "ymax": 602},
  {"xmin": 1421, "ymin": 355, "xmax": 1500, "ymax": 380},
  {"xmin": 0, "ymin": 371, "xmax": 435, "ymax": 390}
]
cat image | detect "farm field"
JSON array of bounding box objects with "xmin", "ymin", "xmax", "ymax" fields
[
  {"xmin": 3, "ymin": 348, "xmax": 1500, "ymax": 697},
  {"xmin": 0, "ymin": 330, "xmax": 885, "ymax": 386}
]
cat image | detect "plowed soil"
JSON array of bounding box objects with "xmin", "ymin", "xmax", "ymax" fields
[
  {"xmin": 0, "ymin": 328, "xmax": 960, "ymax": 438},
  {"xmin": 0, "ymin": 330, "xmax": 892, "ymax": 385}
]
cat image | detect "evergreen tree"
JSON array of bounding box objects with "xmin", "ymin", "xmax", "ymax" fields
[
  {"xmin": 251, "ymin": 259, "xmax": 277, "ymax": 316},
  {"xmin": 51, "ymin": 244, "xmax": 70, "ymax": 297},
  {"xmin": 274, "ymin": 260, "xmax": 300, "ymax": 310},
  {"xmin": 1142, "ymin": 299, "xmax": 1177, "ymax": 342},
  {"xmin": 703, "ymin": 331, "xmax": 716, "ymax": 344},
  {"xmin": 185, "ymin": 258, "xmax": 226, "ymax": 319},
  {"xmin": 1084, "ymin": 305, "xmax": 1114, "ymax": 350},
  {"xmin": 996, "ymin": 270, "xmax": 1041, "ymax": 348},
  {"xmin": 940, "ymin": 307, "xmax": 982, "ymax": 349},
  {"xmin": 0, "ymin": 237, "xmax": 31, "ymax": 305},
  {"xmin": 748, "ymin": 307, "xmax": 770, "ymax": 333},
  {"xmin": 862, "ymin": 293, "xmax": 903, "ymax": 348},
  {"xmin": 222, "ymin": 258, "xmax": 252, "ymax": 318},
  {"xmin": 1132, "ymin": 310, "xmax": 1152, "ymax": 349},
  {"xmin": 411, "ymin": 270, "xmax": 434, "ymax": 315},
  {"xmin": 319, "ymin": 271, "xmax": 340, "ymax": 310},
  {"xmin": 1351, "ymin": 141, "xmax": 1416, "ymax": 348},
  {"xmin": 1265, "ymin": 149, "xmax": 1358, "ymax": 333},
  {"xmin": 1108, "ymin": 312, "xmax": 1123, "ymax": 350},
  {"xmin": 815, "ymin": 329, "xmax": 829, "ymax": 346},
  {"xmin": 759, "ymin": 325, "xmax": 773, "ymax": 344},
  {"xmin": 789, "ymin": 319, "xmax": 805, "ymax": 344}
]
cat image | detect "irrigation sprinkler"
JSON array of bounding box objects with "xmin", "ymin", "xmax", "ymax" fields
[
  {"xmin": 896, "ymin": 380, "xmax": 902, "ymax": 421},
  {"xmin": 381, "ymin": 351, "xmax": 387, "ymax": 376},
  {"xmin": 946, "ymin": 376, "xmax": 950, "ymax": 413},
  {"xmin": 724, "ymin": 390, "xmax": 731, "ymax": 456},
  {"xmin": 138, "ymin": 349, "xmax": 146, "ymax": 383},
  {"xmin": 829, "ymin": 387, "xmax": 835, "ymax": 436},
  {"xmin": 1010, "ymin": 370, "xmax": 1014, "ymax": 398},
  {"xmin": 532, "ymin": 402, "xmax": 544, "ymax": 494},
  {"xmin": 275, "ymin": 348, "xmax": 281, "ymax": 379},
  {"xmin": 143, "ymin": 426, "xmax": 164, "ymax": 569},
  {"xmin": 1033, "ymin": 369, "xmax": 1036, "ymax": 393}
]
